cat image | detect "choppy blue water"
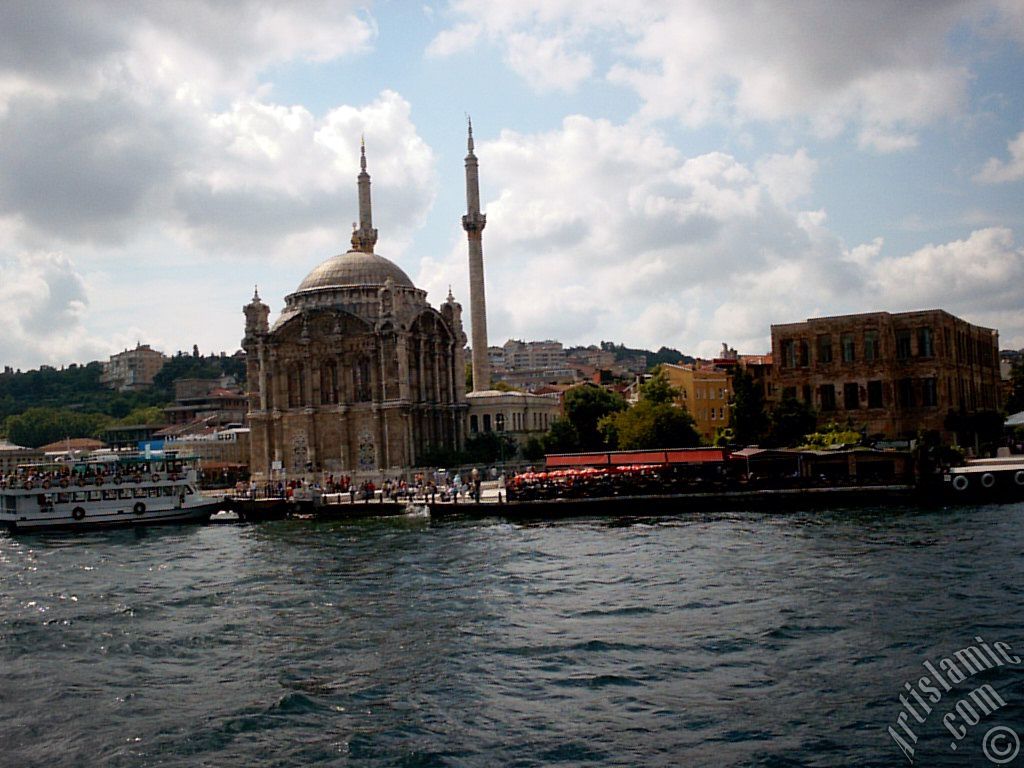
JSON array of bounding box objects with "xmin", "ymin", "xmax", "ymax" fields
[{"xmin": 2, "ymin": 504, "xmax": 1023, "ymax": 767}]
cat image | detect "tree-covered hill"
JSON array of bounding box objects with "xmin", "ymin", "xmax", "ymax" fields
[
  {"xmin": 597, "ymin": 341, "xmax": 693, "ymax": 369},
  {"xmin": 0, "ymin": 351, "xmax": 246, "ymax": 447}
]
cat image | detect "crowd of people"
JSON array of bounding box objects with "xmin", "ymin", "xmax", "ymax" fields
[{"xmin": 234, "ymin": 467, "xmax": 493, "ymax": 504}]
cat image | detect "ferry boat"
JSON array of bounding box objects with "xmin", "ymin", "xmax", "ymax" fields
[
  {"xmin": 944, "ymin": 453, "xmax": 1024, "ymax": 501},
  {"xmin": 0, "ymin": 452, "xmax": 221, "ymax": 532}
]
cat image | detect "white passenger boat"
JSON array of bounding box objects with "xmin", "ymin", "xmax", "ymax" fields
[
  {"xmin": 944, "ymin": 454, "xmax": 1024, "ymax": 500},
  {"xmin": 0, "ymin": 453, "xmax": 220, "ymax": 532}
]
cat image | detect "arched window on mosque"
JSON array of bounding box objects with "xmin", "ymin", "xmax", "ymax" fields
[
  {"xmin": 495, "ymin": 413, "xmax": 505, "ymax": 432},
  {"xmin": 288, "ymin": 364, "xmax": 305, "ymax": 408},
  {"xmin": 321, "ymin": 361, "xmax": 339, "ymax": 405},
  {"xmin": 354, "ymin": 357, "xmax": 372, "ymax": 402}
]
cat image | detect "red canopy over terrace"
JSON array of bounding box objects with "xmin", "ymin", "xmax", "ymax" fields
[{"xmin": 545, "ymin": 448, "xmax": 726, "ymax": 469}]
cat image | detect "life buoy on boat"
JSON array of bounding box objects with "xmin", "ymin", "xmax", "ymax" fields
[
  {"xmin": 952, "ymin": 474, "xmax": 969, "ymax": 491},
  {"xmin": 1015, "ymin": 471, "xmax": 1024, "ymax": 487},
  {"xmin": 980, "ymin": 473, "xmax": 996, "ymax": 489},
  {"xmin": 133, "ymin": 502, "xmax": 146, "ymax": 515},
  {"xmin": 72, "ymin": 507, "xmax": 85, "ymax": 521}
]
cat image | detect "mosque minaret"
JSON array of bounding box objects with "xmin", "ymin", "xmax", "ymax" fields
[{"xmin": 462, "ymin": 118, "xmax": 491, "ymax": 392}]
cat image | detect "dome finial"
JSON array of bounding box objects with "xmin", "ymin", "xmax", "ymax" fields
[
  {"xmin": 360, "ymin": 134, "xmax": 366, "ymax": 172},
  {"xmin": 467, "ymin": 114, "xmax": 474, "ymax": 154}
]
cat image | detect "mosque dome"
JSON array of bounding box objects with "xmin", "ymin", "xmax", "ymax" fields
[{"xmin": 293, "ymin": 249, "xmax": 415, "ymax": 294}]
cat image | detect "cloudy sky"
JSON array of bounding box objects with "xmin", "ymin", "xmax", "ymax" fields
[{"xmin": 1, "ymin": 1, "xmax": 1023, "ymax": 370}]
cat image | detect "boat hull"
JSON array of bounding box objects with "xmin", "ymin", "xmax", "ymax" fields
[{"xmin": 2, "ymin": 500, "xmax": 221, "ymax": 533}]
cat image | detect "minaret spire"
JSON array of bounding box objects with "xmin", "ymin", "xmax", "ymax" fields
[
  {"xmin": 462, "ymin": 115, "xmax": 490, "ymax": 391},
  {"xmin": 351, "ymin": 136, "xmax": 378, "ymax": 253}
]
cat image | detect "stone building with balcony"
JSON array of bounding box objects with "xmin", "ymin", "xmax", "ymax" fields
[{"xmin": 771, "ymin": 310, "xmax": 1000, "ymax": 440}]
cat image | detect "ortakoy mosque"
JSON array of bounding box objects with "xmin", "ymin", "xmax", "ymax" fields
[{"xmin": 242, "ymin": 127, "xmax": 559, "ymax": 478}]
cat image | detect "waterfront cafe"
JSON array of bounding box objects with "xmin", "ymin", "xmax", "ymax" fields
[
  {"xmin": 542, "ymin": 445, "xmax": 913, "ymax": 488},
  {"xmin": 730, "ymin": 447, "xmax": 913, "ymax": 486}
]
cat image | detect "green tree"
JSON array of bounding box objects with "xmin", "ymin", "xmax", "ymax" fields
[
  {"xmin": 638, "ymin": 367, "xmax": 679, "ymax": 405},
  {"xmin": 599, "ymin": 399, "xmax": 701, "ymax": 450},
  {"xmin": 766, "ymin": 397, "xmax": 817, "ymax": 447},
  {"xmin": 522, "ymin": 435, "xmax": 546, "ymax": 462},
  {"xmin": 730, "ymin": 369, "xmax": 769, "ymax": 446},
  {"xmin": 463, "ymin": 432, "xmax": 518, "ymax": 464},
  {"xmin": 113, "ymin": 406, "xmax": 168, "ymax": 426},
  {"xmin": 4, "ymin": 407, "xmax": 111, "ymax": 448},
  {"xmin": 542, "ymin": 417, "xmax": 582, "ymax": 454},
  {"xmin": 599, "ymin": 370, "xmax": 700, "ymax": 450},
  {"xmin": 803, "ymin": 421, "xmax": 866, "ymax": 449},
  {"xmin": 563, "ymin": 384, "xmax": 627, "ymax": 451}
]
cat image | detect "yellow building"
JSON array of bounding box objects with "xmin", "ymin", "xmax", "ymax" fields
[{"xmin": 661, "ymin": 363, "xmax": 731, "ymax": 441}]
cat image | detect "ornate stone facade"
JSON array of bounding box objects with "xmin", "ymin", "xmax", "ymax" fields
[{"xmin": 242, "ymin": 146, "xmax": 467, "ymax": 479}]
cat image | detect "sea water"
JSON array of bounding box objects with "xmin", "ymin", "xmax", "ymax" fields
[{"xmin": 1, "ymin": 504, "xmax": 1022, "ymax": 767}]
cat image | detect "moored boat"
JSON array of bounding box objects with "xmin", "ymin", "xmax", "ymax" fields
[
  {"xmin": 944, "ymin": 454, "xmax": 1024, "ymax": 502},
  {"xmin": 0, "ymin": 452, "xmax": 220, "ymax": 532}
]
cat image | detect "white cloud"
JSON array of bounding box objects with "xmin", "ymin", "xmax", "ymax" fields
[
  {"xmin": 431, "ymin": 1, "xmax": 1002, "ymax": 149},
  {"xmin": 0, "ymin": 249, "xmax": 108, "ymax": 367},
  {"xmin": 418, "ymin": 116, "xmax": 850, "ymax": 354},
  {"xmin": 503, "ymin": 33, "xmax": 593, "ymax": 93},
  {"xmin": 419, "ymin": 115, "xmax": 1024, "ymax": 357},
  {"xmin": 0, "ymin": 1, "xmax": 375, "ymax": 109},
  {"xmin": 0, "ymin": 3, "xmax": 437, "ymax": 367},
  {"xmin": 425, "ymin": 22, "xmax": 481, "ymax": 57},
  {"xmin": 975, "ymin": 129, "xmax": 1024, "ymax": 183},
  {"xmin": 867, "ymin": 227, "xmax": 1024, "ymax": 314},
  {"xmin": 754, "ymin": 149, "xmax": 818, "ymax": 207},
  {"xmin": 174, "ymin": 90, "xmax": 436, "ymax": 259},
  {"xmin": 857, "ymin": 127, "xmax": 919, "ymax": 154}
]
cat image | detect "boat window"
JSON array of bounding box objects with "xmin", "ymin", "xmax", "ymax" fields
[
  {"xmin": 88, "ymin": 490, "xmax": 101, "ymax": 501},
  {"xmin": 102, "ymin": 489, "xmax": 118, "ymax": 500},
  {"xmin": 133, "ymin": 488, "xmax": 147, "ymax": 498},
  {"xmin": 118, "ymin": 488, "xmax": 132, "ymax": 499},
  {"xmin": 163, "ymin": 486, "xmax": 175, "ymax": 496},
  {"xmin": 57, "ymin": 493, "xmax": 71, "ymax": 504},
  {"xmin": 73, "ymin": 491, "xmax": 87, "ymax": 502},
  {"xmin": 148, "ymin": 488, "xmax": 160, "ymax": 498}
]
